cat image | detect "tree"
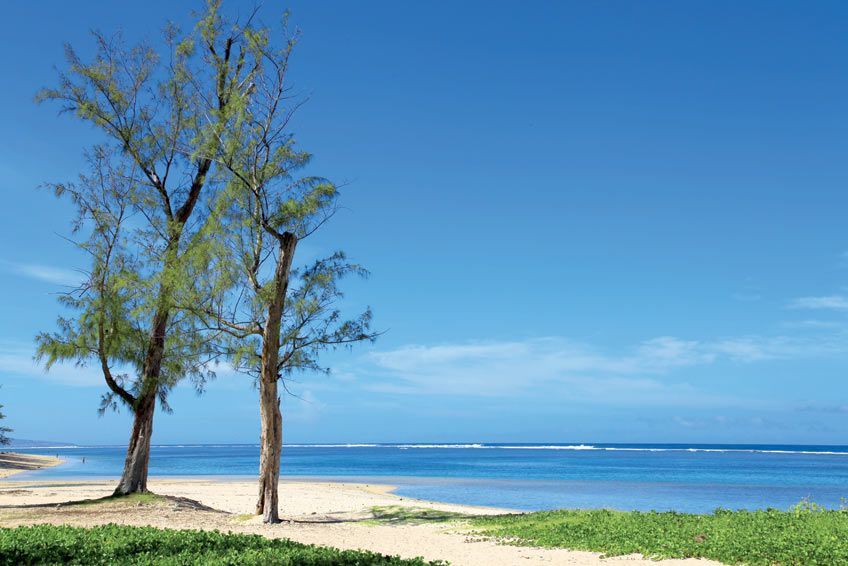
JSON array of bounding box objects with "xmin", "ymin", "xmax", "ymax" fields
[
  {"xmin": 0, "ymin": 397, "xmax": 12, "ymax": 446},
  {"xmin": 189, "ymin": 18, "xmax": 376, "ymax": 523},
  {"xmin": 36, "ymin": 1, "xmax": 257, "ymax": 495}
]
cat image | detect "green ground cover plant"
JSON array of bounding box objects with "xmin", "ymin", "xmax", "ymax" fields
[
  {"xmin": 469, "ymin": 501, "xmax": 848, "ymax": 565},
  {"xmin": 0, "ymin": 524, "xmax": 444, "ymax": 565}
]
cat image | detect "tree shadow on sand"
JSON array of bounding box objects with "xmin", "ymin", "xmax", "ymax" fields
[
  {"xmin": 0, "ymin": 492, "xmax": 223, "ymax": 513},
  {"xmin": 364, "ymin": 505, "xmax": 473, "ymax": 525}
]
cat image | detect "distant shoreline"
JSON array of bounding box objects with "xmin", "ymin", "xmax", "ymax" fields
[
  {"xmin": 11, "ymin": 442, "xmax": 848, "ymax": 453},
  {"xmin": 0, "ymin": 452, "xmax": 63, "ymax": 479}
]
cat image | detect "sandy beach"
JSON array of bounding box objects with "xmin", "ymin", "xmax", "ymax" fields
[
  {"xmin": 0, "ymin": 452, "xmax": 62, "ymax": 479},
  {"xmin": 0, "ymin": 473, "xmax": 721, "ymax": 566}
]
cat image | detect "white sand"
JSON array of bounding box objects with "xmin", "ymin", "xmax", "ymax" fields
[
  {"xmin": 0, "ymin": 452, "xmax": 62, "ymax": 479},
  {"xmin": 0, "ymin": 477, "xmax": 721, "ymax": 566}
]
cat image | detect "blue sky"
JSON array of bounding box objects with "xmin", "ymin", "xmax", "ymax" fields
[{"xmin": 1, "ymin": 1, "xmax": 847, "ymax": 445}]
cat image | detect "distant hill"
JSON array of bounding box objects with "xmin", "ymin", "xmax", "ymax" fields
[{"xmin": 5, "ymin": 438, "xmax": 75, "ymax": 448}]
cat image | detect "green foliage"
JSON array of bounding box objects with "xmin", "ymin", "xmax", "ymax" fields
[
  {"xmin": 184, "ymin": 10, "xmax": 378, "ymax": 384},
  {"xmin": 276, "ymin": 252, "xmax": 376, "ymax": 376},
  {"xmin": 35, "ymin": 1, "xmax": 268, "ymax": 414},
  {"xmin": 0, "ymin": 524, "xmax": 443, "ymax": 565},
  {"xmin": 34, "ymin": 148, "xmax": 215, "ymax": 414},
  {"xmin": 469, "ymin": 505, "xmax": 848, "ymax": 565},
  {"xmin": 0, "ymin": 403, "xmax": 11, "ymax": 446}
]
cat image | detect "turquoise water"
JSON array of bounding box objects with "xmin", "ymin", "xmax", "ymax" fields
[{"xmin": 11, "ymin": 443, "xmax": 848, "ymax": 513}]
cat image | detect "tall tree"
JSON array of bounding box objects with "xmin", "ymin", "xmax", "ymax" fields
[
  {"xmin": 190, "ymin": 18, "xmax": 376, "ymax": 523},
  {"xmin": 36, "ymin": 2, "xmax": 257, "ymax": 495}
]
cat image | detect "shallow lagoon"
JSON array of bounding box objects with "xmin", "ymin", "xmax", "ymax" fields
[{"xmin": 13, "ymin": 443, "xmax": 848, "ymax": 513}]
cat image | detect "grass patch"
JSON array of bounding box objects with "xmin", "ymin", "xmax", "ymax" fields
[
  {"xmin": 366, "ymin": 505, "xmax": 470, "ymax": 525},
  {"xmin": 469, "ymin": 502, "xmax": 848, "ymax": 565},
  {"xmin": 0, "ymin": 524, "xmax": 445, "ymax": 565},
  {"xmin": 72, "ymin": 492, "xmax": 165, "ymax": 507}
]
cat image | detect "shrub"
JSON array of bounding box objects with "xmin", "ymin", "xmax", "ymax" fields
[
  {"xmin": 470, "ymin": 506, "xmax": 848, "ymax": 565},
  {"xmin": 0, "ymin": 524, "xmax": 444, "ymax": 565}
]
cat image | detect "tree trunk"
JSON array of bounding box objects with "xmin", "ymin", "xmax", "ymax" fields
[
  {"xmin": 113, "ymin": 392, "xmax": 155, "ymax": 495},
  {"xmin": 256, "ymin": 375, "xmax": 282, "ymax": 522},
  {"xmin": 255, "ymin": 232, "xmax": 297, "ymax": 523},
  {"xmin": 113, "ymin": 302, "xmax": 171, "ymax": 496}
]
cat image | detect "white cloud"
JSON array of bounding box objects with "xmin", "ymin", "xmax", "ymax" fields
[
  {"xmin": 713, "ymin": 334, "xmax": 848, "ymax": 361},
  {"xmin": 360, "ymin": 330, "xmax": 848, "ymax": 403},
  {"xmin": 4, "ymin": 262, "xmax": 83, "ymax": 287},
  {"xmin": 364, "ymin": 337, "xmax": 718, "ymax": 403},
  {"xmin": 789, "ymin": 295, "xmax": 848, "ymax": 311},
  {"xmin": 633, "ymin": 337, "xmax": 715, "ymax": 369},
  {"xmin": 0, "ymin": 342, "xmax": 101, "ymax": 387},
  {"xmin": 710, "ymin": 336, "xmax": 787, "ymax": 362}
]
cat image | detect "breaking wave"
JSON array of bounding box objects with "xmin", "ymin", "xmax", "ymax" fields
[{"xmin": 279, "ymin": 443, "xmax": 848, "ymax": 455}]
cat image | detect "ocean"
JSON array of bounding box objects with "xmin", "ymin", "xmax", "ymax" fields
[{"xmin": 10, "ymin": 443, "xmax": 848, "ymax": 513}]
